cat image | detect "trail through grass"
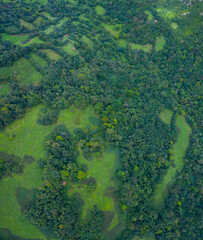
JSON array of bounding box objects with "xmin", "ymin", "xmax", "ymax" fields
[
  {"xmin": 0, "ymin": 58, "xmax": 42, "ymax": 84},
  {"xmin": 160, "ymin": 109, "xmax": 173, "ymax": 125},
  {"xmin": 150, "ymin": 114, "xmax": 191, "ymax": 209}
]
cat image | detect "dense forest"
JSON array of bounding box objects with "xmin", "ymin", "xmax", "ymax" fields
[{"xmin": 0, "ymin": 0, "xmax": 202, "ymax": 240}]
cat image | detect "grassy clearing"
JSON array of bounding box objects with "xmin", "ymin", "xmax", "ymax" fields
[
  {"xmin": 19, "ymin": 19, "xmax": 34, "ymax": 30},
  {"xmin": 5, "ymin": 25, "xmax": 19, "ymax": 34},
  {"xmin": 116, "ymin": 39, "xmax": 127, "ymax": 48},
  {"xmin": 42, "ymin": 49, "xmax": 61, "ymax": 60},
  {"xmin": 81, "ymin": 36, "xmax": 93, "ymax": 48},
  {"xmin": 145, "ymin": 10, "xmax": 153, "ymax": 21},
  {"xmin": 30, "ymin": 53, "xmax": 48, "ymax": 67},
  {"xmin": 33, "ymin": 16, "xmax": 44, "ymax": 26},
  {"xmin": 171, "ymin": 22, "xmax": 178, "ymax": 29},
  {"xmin": 160, "ymin": 109, "xmax": 173, "ymax": 125},
  {"xmin": 0, "ymin": 58, "xmax": 42, "ymax": 84},
  {"xmin": 156, "ymin": 8, "xmax": 175, "ymax": 19},
  {"xmin": 41, "ymin": 12, "xmax": 56, "ymax": 20},
  {"xmin": 1, "ymin": 34, "xmax": 44, "ymax": 47},
  {"xmin": 44, "ymin": 18, "xmax": 69, "ymax": 34},
  {"xmin": 0, "ymin": 84, "xmax": 10, "ymax": 96},
  {"xmin": 150, "ymin": 114, "xmax": 191, "ymax": 209},
  {"xmin": 130, "ymin": 43, "xmax": 152, "ymax": 52},
  {"xmin": 67, "ymin": 146, "xmax": 119, "ymax": 229},
  {"xmin": 102, "ymin": 23, "xmax": 121, "ymax": 37},
  {"xmin": 155, "ymin": 36, "xmax": 166, "ymax": 51},
  {"xmin": 95, "ymin": 5, "xmax": 106, "ymax": 15},
  {"xmin": 67, "ymin": 0, "xmax": 78, "ymax": 5},
  {"xmin": 62, "ymin": 44, "xmax": 78, "ymax": 56},
  {"xmin": 0, "ymin": 104, "xmax": 98, "ymax": 239}
]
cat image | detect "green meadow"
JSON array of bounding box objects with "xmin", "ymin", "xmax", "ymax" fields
[
  {"xmin": 102, "ymin": 23, "xmax": 121, "ymax": 38},
  {"xmin": 19, "ymin": 19, "xmax": 34, "ymax": 30},
  {"xmin": 67, "ymin": 146, "xmax": 119, "ymax": 230},
  {"xmin": 160, "ymin": 109, "xmax": 173, "ymax": 125},
  {"xmin": 130, "ymin": 43, "xmax": 152, "ymax": 52},
  {"xmin": 30, "ymin": 53, "xmax": 48, "ymax": 67},
  {"xmin": 150, "ymin": 112, "xmax": 191, "ymax": 209},
  {"xmin": 33, "ymin": 16, "xmax": 44, "ymax": 26},
  {"xmin": 0, "ymin": 58, "xmax": 42, "ymax": 84},
  {"xmin": 155, "ymin": 36, "xmax": 166, "ymax": 51},
  {"xmin": 62, "ymin": 44, "xmax": 78, "ymax": 56},
  {"xmin": 42, "ymin": 49, "xmax": 61, "ymax": 60},
  {"xmin": 95, "ymin": 5, "xmax": 106, "ymax": 15},
  {"xmin": 116, "ymin": 39, "xmax": 127, "ymax": 48},
  {"xmin": 0, "ymin": 104, "xmax": 101, "ymax": 239},
  {"xmin": 81, "ymin": 36, "xmax": 93, "ymax": 48},
  {"xmin": 0, "ymin": 84, "xmax": 10, "ymax": 96}
]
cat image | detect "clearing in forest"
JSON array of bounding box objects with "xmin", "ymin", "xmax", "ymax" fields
[
  {"xmin": 1, "ymin": 34, "xmax": 43, "ymax": 47},
  {"xmin": 30, "ymin": 53, "xmax": 48, "ymax": 67},
  {"xmin": 171, "ymin": 22, "xmax": 178, "ymax": 29},
  {"xmin": 62, "ymin": 44, "xmax": 78, "ymax": 56},
  {"xmin": 116, "ymin": 39, "xmax": 127, "ymax": 48},
  {"xmin": 41, "ymin": 12, "xmax": 56, "ymax": 20},
  {"xmin": 145, "ymin": 10, "xmax": 153, "ymax": 21},
  {"xmin": 130, "ymin": 43, "xmax": 152, "ymax": 52},
  {"xmin": 0, "ymin": 104, "xmax": 104, "ymax": 239},
  {"xmin": 0, "ymin": 58, "xmax": 42, "ymax": 84},
  {"xmin": 0, "ymin": 84, "xmax": 10, "ymax": 96},
  {"xmin": 42, "ymin": 49, "xmax": 61, "ymax": 60},
  {"xmin": 155, "ymin": 36, "xmax": 166, "ymax": 51},
  {"xmin": 102, "ymin": 23, "xmax": 121, "ymax": 38},
  {"xmin": 19, "ymin": 19, "xmax": 34, "ymax": 30},
  {"xmin": 33, "ymin": 16, "xmax": 44, "ymax": 26},
  {"xmin": 160, "ymin": 109, "xmax": 173, "ymax": 125},
  {"xmin": 81, "ymin": 36, "xmax": 93, "ymax": 48},
  {"xmin": 95, "ymin": 5, "xmax": 106, "ymax": 15},
  {"xmin": 150, "ymin": 112, "xmax": 191, "ymax": 209}
]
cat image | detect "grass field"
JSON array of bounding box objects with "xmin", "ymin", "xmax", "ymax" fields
[
  {"xmin": 42, "ymin": 49, "xmax": 61, "ymax": 60},
  {"xmin": 62, "ymin": 44, "xmax": 78, "ymax": 56},
  {"xmin": 44, "ymin": 18, "xmax": 69, "ymax": 34},
  {"xmin": 145, "ymin": 10, "xmax": 153, "ymax": 21},
  {"xmin": 102, "ymin": 23, "xmax": 121, "ymax": 37},
  {"xmin": 0, "ymin": 84, "xmax": 10, "ymax": 96},
  {"xmin": 116, "ymin": 39, "xmax": 127, "ymax": 48},
  {"xmin": 0, "ymin": 58, "xmax": 42, "ymax": 84},
  {"xmin": 160, "ymin": 109, "xmax": 173, "ymax": 125},
  {"xmin": 1, "ymin": 34, "xmax": 44, "ymax": 47},
  {"xmin": 41, "ymin": 12, "xmax": 56, "ymax": 20},
  {"xmin": 155, "ymin": 36, "xmax": 166, "ymax": 51},
  {"xmin": 33, "ymin": 16, "xmax": 44, "ymax": 26},
  {"xmin": 95, "ymin": 5, "xmax": 106, "ymax": 15},
  {"xmin": 67, "ymin": 146, "xmax": 119, "ymax": 230},
  {"xmin": 0, "ymin": 104, "xmax": 99, "ymax": 239},
  {"xmin": 171, "ymin": 22, "xmax": 178, "ymax": 29},
  {"xmin": 150, "ymin": 114, "xmax": 191, "ymax": 209},
  {"xmin": 130, "ymin": 43, "xmax": 152, "ymax": 52},
  {"xmin": 30, "ymin": 53, "xmax": 48, "ymax": 67},
  {"xmin": 81, "ymin": 36, "xmax": 93, "ymax": 48},
  {"xmin": 19, "ymin": 19, "xmax": 34, "ymax": 30}
]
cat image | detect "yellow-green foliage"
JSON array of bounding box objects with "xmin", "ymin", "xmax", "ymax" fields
[
  {"xmin": 171, "ymin": 22, "xmax": 178, "ymax": 29},
  {"xmin": 95, "ymin": 5, "xmax": 106, "ymax": 15},
  {"xmin": 19, "ymin": 19, "xmax": 34, "ymax": 30},
  {"xmin": 130, "ymin": 43, "xmax": 152, "ymax": 52},
  {"xmin": 145, "ymin": 10, "xmax": 153, "ymax": 21},
  {"xmin": 160, "ymin": 109, "xmax": 173, "ymax": 125},
  {"xmin": 33, "ymin": 16, "xmax": 44, "ymax": 26},
  {"xmin": 102, "ymin": 23, "xmax": 121, "ymax": 38},
  {"xmin": 42, "ymin": 49, "xmax": 62, "ymax": 60},
  {"xmin": 0, "ymin": 58, "xmax": 42, "ymax": 84},
  {"xmin": 155, "ymin": 36, "xmax": 166, "ymax": 51}
]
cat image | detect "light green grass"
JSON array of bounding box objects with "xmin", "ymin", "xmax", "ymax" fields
[
  {"xmin": 5, "ymin": 25, "xmax": 19, "ymax": 34},
  {"xmin": 33, "ymin": 16, "xmax": 44, "ymax": 26},
  {"xmin": 30, "ymin": 53, "xmax": 48, "ymax": 67},
  {"xmin": 1, "ymin": 34, "xmax": 44, "ymax": 47},
  {"xmin": 145, "ymin": 10, "xmax": 153, "ymax": 21},
  {"xmin": 67, "ymin": 147, "xmax": 119, "ymax": 230},
  {"xmin": 0, "ymin": 84, "xmax": 10, "ymax": 96},
  {"xmin": 19, "ymin": 19, "xmax": 34, "ymax": 30},
  {"xmin": 67, "ymin": 0, "xmax": 78, "ymax": 5},
  {"xmin": 42, "ymin": 49, "xmax": 61, "ymax": 60},
  {"xmin": 116, "ymin": 39, "xmax": 127, "ymax": 48},
  {"xmin": 79, "ymin": 14, "xmax": 90, "ymax": 22},
  {"xmin": 44, "ymin": 18, "xmax": 69, "ymax": 34},
  {"xmin": 171, "ymin": 22, "xmax": 178, "ymax": 29},
  {"xmin": 157, "ymin": 8, "xmax": 175, "ymax": 19},
  {"xmin": 0, "ymin": 104, "xmax": 98, "ymax": 239},
  {"xmin": 155, "ymin": 36, "xmax": 166, "ymax": 51},
  {"xmin": 62, "ymin": 44, "xmax": 78, "ymax": 56},
  {"xmin": 102, "ymin": 23, "xmax": 121, "ymax": 37},
  {"xmin": 130, "ymin": 43, "xmax": 152, "ymax": 52},
  {"xmin": 0, "ymin": 58, "xmax": 42, "ymax": 84},
  {"xmin": 41, "ymin": 12, "xmax": 56, "ymax": 20},
  {"xmin": 150, "ymin": 115, "xmax": 191, "ymax": 209},
  {"xmin": 81, "ymin": 36, "xmax": 93, "ymax": 48},
  {"xmin": 95, "ymin": 5, "xmax": 106, "ymax": 15},
  {"xmin": 160, "ymin": 109, "xmax": 173, "ymax": 125}
]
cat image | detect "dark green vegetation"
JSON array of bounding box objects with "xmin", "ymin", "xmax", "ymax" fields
[{"xmin": 0, "ymin": 0, "xmax": 202, "ymax": 240}]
